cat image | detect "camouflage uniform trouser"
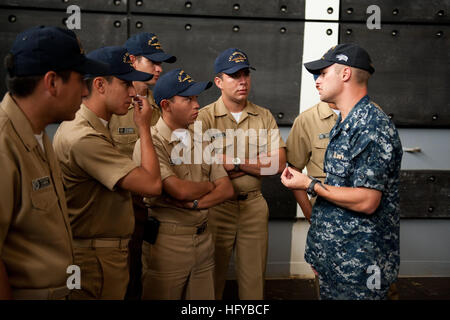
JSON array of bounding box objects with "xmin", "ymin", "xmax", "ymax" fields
[{"xmin": 318, "ymin": 272, "xmax": 389, "ymax": 300}]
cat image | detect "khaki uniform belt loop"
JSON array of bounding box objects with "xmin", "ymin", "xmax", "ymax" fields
[
  {"xmin": 158, "ymin": 221, "xmax": 208, "ymax": 235},
  {"xmin": 12, "ymin": 285, "xmax": 70, "ymax": 300},
  {"xmin": 72, "ymin": 238, "xmax": 130, "ymax": 249}
]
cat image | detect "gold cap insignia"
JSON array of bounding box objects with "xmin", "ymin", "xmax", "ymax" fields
[
  {"xmin": 178, "ymin": 70, "xmax": 194, "ymax": 83},
  {"xmin": 123, "ymin": 52, "xmax": 133, "ymax": 65},
  {"xmin": 148, "ymin": 36, "xmax": 162, "ymax": 50},
  {"xmin": 229, "ymin": 51, "xmax": 247, "ymax": 63}
]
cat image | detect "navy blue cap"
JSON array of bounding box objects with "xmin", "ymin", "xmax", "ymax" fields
[
  {"xmin": 7, "ymin": 25, "xmax": 109, "ymax": 77},
  {"xmin": 153, "ymin": 68, "xmax": 212, "ymax": 107},
  {"xmin": 85, "ymin": 46, "xmax": 153, "ymax": 82},
  {"xmin": 125, "ymin": 32, "xmax": 176, "ymax": 63},
  {"xmin": 214, "ymin": 48, "xmax": 255, "ymax": 75},
  {"xmin": 304, "ymin": 43, "xmax": 375, "ymax": 75}
]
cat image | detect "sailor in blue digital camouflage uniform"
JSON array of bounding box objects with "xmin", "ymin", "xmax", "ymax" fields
[{"xmin": 281, "ymin": 43, "xmax": 403, "ymax": 300}]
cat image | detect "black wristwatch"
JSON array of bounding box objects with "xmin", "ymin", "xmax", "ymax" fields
[
  {"xmin": 232, "ymin": 157, "xmax": 241, "ymax": 172},
  {"xmin": 192, "ymin": 199, "xmax": 199, "ymax": 209},
  {"xmin": 306, "ymin": 176, "xmax": 320, "ymax": 197}
]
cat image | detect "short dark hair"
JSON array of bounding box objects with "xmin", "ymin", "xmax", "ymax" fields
[
  {"xmin": 215, "ymin": 68, "xmax": 250, "ymax": 80},
  {"xmin": 85, "ymin": 75, "xmax": 114, "ymax": 97},
  {"xmin": 159, "ymin": 96, "xmax": 176, "ymax": 111},
  {"xmin": 4, "ymin": 54, "xmax": 72, "ymax": 97}
]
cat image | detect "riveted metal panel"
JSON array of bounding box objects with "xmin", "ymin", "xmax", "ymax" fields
[
  {"xmin": 0, "ymin": 9, "xmax": 127, "ymax": 96},
  {"xmin": 340, "ymin": 23, "xmax": 450, "ymax": 128},
  {"xmin": 130, "ymin": 15, "xmax": 304, "ymax": 125},
  {"xmin": 341, "ymin": 0, "xmax": 450, "ymax": 23},
  {"xmin": 262, "ymin": 174, "xmax": 297, "ymax": 219},
  {"xmin": 399, "ymin": 170, "xmax": 450, "ymax": 218},
  {"xmin": 0, "ymin": 10, "xmax": 127, "ymax": 51},
  {"xmin": 131, "ymin": 0, "xmax": 305, "ymax": 20},
  {"xmin": 0, "ymin": 0, "xmax": 127, "ymax": 13}
]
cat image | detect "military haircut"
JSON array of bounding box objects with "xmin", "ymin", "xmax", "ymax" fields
[
  {"xmin": 5, "ymin": 53, "xmax": 72, "ymax": 97},
  {"xmin": 85, "ymin": 75, "xmax": 114, "ymax": 97},
  {"xmin": 334, "ymin": 63, "xmax": 370, "ymax": 86},
  {"xmin": 352, "ymin": 67, "xmax": 371, "ymax": 86}
]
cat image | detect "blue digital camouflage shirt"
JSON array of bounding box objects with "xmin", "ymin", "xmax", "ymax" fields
[{"xmin": 304, "ymin": 95, "xmax": 403, "ymax": 299}]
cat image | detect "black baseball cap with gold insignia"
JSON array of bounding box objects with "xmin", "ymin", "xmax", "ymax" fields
[
  {"xmin": 125, "ymin": 32, "xmax": 176, "ymax": 63},
  {"xmin": 7, "ymin": 25, "xmax": 108, "ymax": 77},
  {"xmin": 84, "ymin": 46, "xmax": 153, "ymax": 82},
  {"xmin": 214, "ymin": 48, "xmax": 256, "ymax": 75},
  {"xmin": 153, "ymin": 68, "xmax": 212, "ymax": 106},
  {"xmin": 304, "ymin": 43, "xmax": 375, "ymax": 75}
]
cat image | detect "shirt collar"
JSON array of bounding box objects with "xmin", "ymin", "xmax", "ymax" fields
[
  {"xmin": 214, "ymin": 97, "xmax": 259, "ymax": 117},
  {"xmin": 317, "ymin": 102, "xmax": 338, "ymax": 120},
  {"xmin": 148, "ymin": 90, "xmax": 157, "ymax": 107},
  {"xmin": 78, "ymin": 103, "xmax": 113, "ymax": 141},
  {"xmin": 341, "ymin": 95, "xmax": 370, "ymax": 132},
  {"xmin": 155, "ymin": 117, "xmax": 175, "ymax": 143},
  {"xmin": 329, "ymin": 95, "xmax": 370, "ymax": 139},
  {"xmin": 155, "ymin": 117, "xmax": 201, "ymax": 149},
  {"xmin": 1, "ymin": 93, "xmax": 38, "ymax": 152}
]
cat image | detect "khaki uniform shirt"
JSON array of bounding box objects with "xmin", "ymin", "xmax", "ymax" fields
[
  {"xmin": 133, "ymin": 118, "xmax": 228, "ymax": 226},
  {"xmin": 108, "ymin": 90, "xmax": 160, "ymax": 158},
  {"xmin": 0, "ymin": 93, "xmax": 73, "ymax": 289},
  {"xmin": 286, "ymin": 102, "xmax": 338, "ymax": 179},
  {"xmin": 53, "ymin": 104, "xmax": 138, "ymax": 239},
  {"xmin": 197, "ymin": 97, "xmax": 286, "ymax": 194}
]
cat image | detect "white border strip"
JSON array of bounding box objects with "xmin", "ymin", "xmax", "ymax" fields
[
  {"xmin": 305, "ymin": 0, "xmax": 340, "ymax": 21},
  {"xmin": 299, "ymin": 22, "xmax": 339, "ymax": 115},
  {"xmin": 290, "ymin": 1, "xmax": 340, "ymax": 277}
]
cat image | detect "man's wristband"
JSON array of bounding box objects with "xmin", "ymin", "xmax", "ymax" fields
[{"xmin": 306, "ymin": 176, "xmax": 320, "ymax": 197}]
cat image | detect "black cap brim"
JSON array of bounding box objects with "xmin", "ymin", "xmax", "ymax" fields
[
  {"xmin": 73, "ymin": 56, "xmax": 110, "ymax": 75},
  {"xmin": 116, "ymin": 69, "xmax": 153, "ymax": 82},
  {"xmin": 221, "ymin": 65, "xmax": 255, "ymax": 75},
  {"xmin": 304, "ymin": 59, "xmax": 335, "ymax": 74},
  {"xmin": 143, "ymin": 52, "xmax": 177, "ymax": 64},
  {"xmin": 178, "ymin": 81, "xmax": 212, "ymax": 97}
]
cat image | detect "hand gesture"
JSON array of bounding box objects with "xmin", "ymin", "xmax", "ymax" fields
[
  {"xmin": 132, "ymin": 96, "xmax": 152, "ymax": 130},
  {"xmin": 280, "ymin": 167, "xmax": 312, "ymax": 190}
]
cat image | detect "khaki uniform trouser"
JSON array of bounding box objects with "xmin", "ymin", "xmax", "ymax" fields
[
  {"xmin": 209, "ymin": 191, "xmax": 269, "ymax": 300},
  {"xmin": 126, "ymin": 200, "xmax": 148, "ymax": 299},
  {"xmin": 12, "ymin": 285, "xmax": 70, "ymax": 300},
  {"xmin": 141, "ymin": 223, "xmax": 215, "ymax": 300},
  {"xmin": 69, "ymin": 243, "xmax": 130, "ymax": 300}
]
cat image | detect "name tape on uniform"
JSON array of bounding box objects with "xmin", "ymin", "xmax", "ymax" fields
[
  {"xmin": 118, "ymin": 127, "xmax": 135, "ymax": 134},
  {"xmin": 32, "ymin": 176, "xmax": 51, "ymax": 191}
]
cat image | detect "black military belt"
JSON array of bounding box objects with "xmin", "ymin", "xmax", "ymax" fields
[
  {"xmin": 196, "ymin": 221, "xmax": 207, "ymax": 234},
  {"xmin": 159, "ymin": 221, "xmax": 208, "ymax": 235},
  {"xmin": 237, "ymin": 194, "xmax": 248, "ymax": 201},
  {"xmin": 234, "ymin": 190, "xmax": 261, "ymax": 201}
]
